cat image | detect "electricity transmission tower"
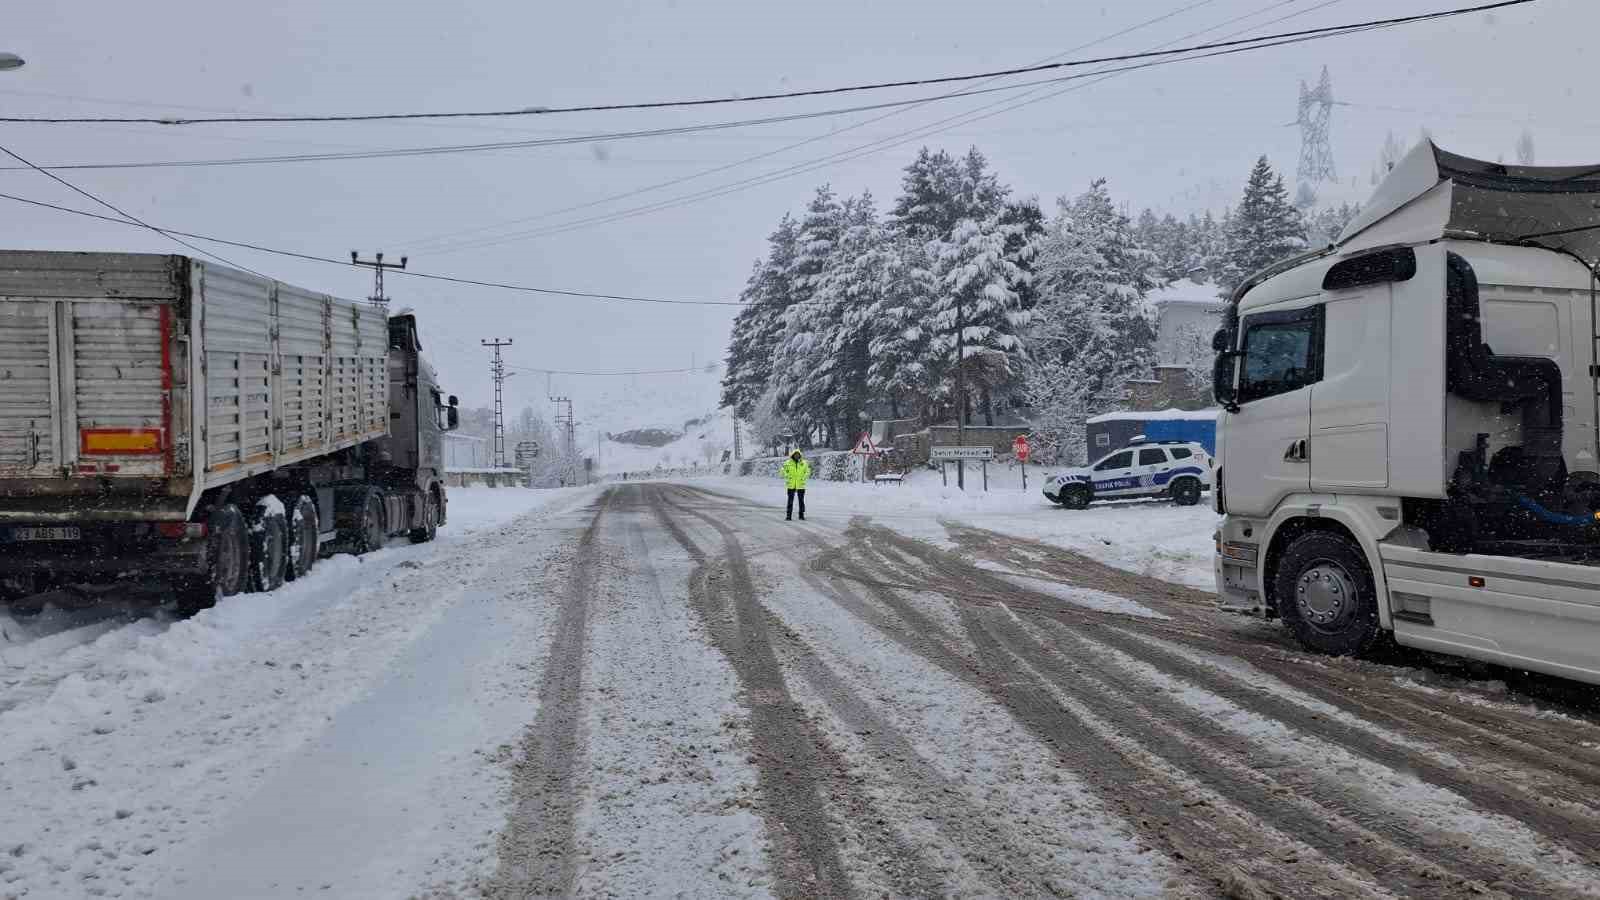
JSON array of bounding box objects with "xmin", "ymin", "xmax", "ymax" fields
[
  {"xmin": 551, "ymin": 396, "xmax": 575, "ymax": 483},
  {"xmin": 1295, "ymin": 66, "xmax": 1337, "ymax": 188},
  {"xmin": 351, "ymin": 251, "xmax": 407, "ymax": 309},
  {"xmin": 482, "ymin": 338, "xmax": 513, "ymax": 468}
]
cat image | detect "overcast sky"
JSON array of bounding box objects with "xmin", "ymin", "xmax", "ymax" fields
[{"xmin": 1, "ymin": 0, "xmax": 1587, "ymax": 417}]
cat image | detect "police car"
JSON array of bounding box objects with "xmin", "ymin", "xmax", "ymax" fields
[{"xmin": 1042, "ymin": 439, "xmax": 1212, "ymax": 509}]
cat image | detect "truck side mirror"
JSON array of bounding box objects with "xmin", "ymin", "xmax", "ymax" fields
[
  {"xmin": 1211, "ymin": 328, "xmax": 1232, "ymax": 352},
  {"xmin": 448, "ymin": 395, "xmax": 458, "ymax": 407},
  {"xmin": 446, "ymin": 407, "xmax": 460, "ymax": 431},
  {"xmin": 1213, "ymin": 350, "xmax": 1243, "ymax": 413}
]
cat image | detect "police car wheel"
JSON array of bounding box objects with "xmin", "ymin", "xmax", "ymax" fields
[
  {"xmin": 1062, "ymin": 485, "xmax": 1092, "ymax": 509},
  {"xmin": 1171, "ymin": 478, "xmax": 1202, "ymax": 506}
]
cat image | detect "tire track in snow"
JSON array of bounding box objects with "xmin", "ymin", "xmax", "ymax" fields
[
  {"xmin": 1069, "ymin": 619, "xmax": 1600, "ymax": 866},
  {"xmin": 645, "ymin": 485, "xmax": 856, "ymax": 899},
  {"xmin": 854, "ymin": 522, "xmax": 1573, "ymax": 898},
  {"xmin": 671, "ymin": 489, "xmax": 1130, "ymax": 895},
  {"xmin": 486, "ymin": 490, "xmax": 613, "ymax": 898},
  {"xmin": 762, "ymin": 533, "xmax": 1126, "ymax": 895},
  {"xmin": 946, "ymin": 523, "xmax": 1600, "ymax": 815},
  {"xmin": 796, "ymin": 519, "xmax": 1360, "ymax": 896}
]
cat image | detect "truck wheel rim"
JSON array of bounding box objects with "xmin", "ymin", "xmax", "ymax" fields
[{"xmin": 1296, "ymin": 561, "xmax": 1357, "ymax": 629}]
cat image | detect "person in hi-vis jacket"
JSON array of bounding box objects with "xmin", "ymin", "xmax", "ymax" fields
[{"xmin": 781, "ymin": 449, "xmax": 810, "ymax": 521}]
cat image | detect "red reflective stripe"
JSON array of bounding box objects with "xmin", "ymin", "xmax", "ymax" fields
[{"xmin": 159, "ymin": 304, "xmax": 173, "ymax": 476}]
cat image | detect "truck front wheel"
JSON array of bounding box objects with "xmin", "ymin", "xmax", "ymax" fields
[
  {"xmin": 352, "ymin": 488, "xmax": 387, "ymax": 555},
  {"xmin": 1273, "ymin": 530, "xmax": 1381, "ymax": 657},
  {"xmin": 176, "ymin": 504, "xmax": 249, "ymax": 615},
  {"xmin": 409, "ymin": 490, "xmax": 439, "ymax": 544}
]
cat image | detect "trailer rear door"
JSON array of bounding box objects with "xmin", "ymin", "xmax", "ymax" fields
[
  {"xmin": 0, "ymin": 298, "xmax": 173, "ymax": 478},
  {"xmin": 0, "ymin": 300, "xmax": 57, "ymax": 475}
]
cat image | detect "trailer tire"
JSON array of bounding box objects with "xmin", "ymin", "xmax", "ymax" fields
[
  {"xmin": 409, "ymin": 489, "xmax": 439, "ymax": 543},
  {"xmin": 1, "ymin": 575, "xmax": 44, "ymax": 617},
  {"xmin": 1274, "ymin": 530, "xmax": 1382, "ymax": 657},
  {"xmin": 1171, "ymin": 477, "xmax": 1202, "ymax": 506},
  {"xmin": 285, "ymin": 494, "xmax": 320, "ymax": 581},
  {"xmin": 176, "ymin": 504, "xmax": 249, "ymax": 615},
  {"xmin": 352, "ymin": 487, "xmax": 387, "ymax": 555},
  {"xmin": 247, "ymin": 497, "xmax": 288, "ymax": 593},
  {"xmin": 1061, "ymin": 484, "xmax": 1092, "ymax": 510}
]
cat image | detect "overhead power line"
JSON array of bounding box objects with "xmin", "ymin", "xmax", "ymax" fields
[
  {"xmin": 0, "ymin": 190, "xmax": 741, "ymax": 306},
  {"xmin": 395, "ymin": 0, "xmax": 1230, "ymax": 251},
  {"xmin": 404, "ymin": 0, "xmax": 1367, "ymax": 256},
  {"xmin": 0, "ymin": 99, "xmax": 1011, "ymax": 172},
  {"xmin": 0, "ymin": 141, "xmax": 263, "ymax": 276},
  {"xmin": 0, "ymin": 1, "xmax": 1533, "ymax": 126}
]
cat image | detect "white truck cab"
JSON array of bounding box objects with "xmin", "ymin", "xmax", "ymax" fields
[{"xmin": 1214, "ymin": 142, "xmax": 1600, "ymax": 686}]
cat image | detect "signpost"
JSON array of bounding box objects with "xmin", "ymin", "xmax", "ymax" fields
[
  {"xmin": 931, "ymin": 446, "xmax": 995, "ymax": 491},
  {"xmin": 515, "ymin": 440, "xmax": 541, "ymax": 488},
  {"xmin": 1013, "ymin": 435, "xmax": 1031, "ymax": 491},
  {"xmin": 850, "ymin": 432, "xmax": 877, "ymax": 483}
]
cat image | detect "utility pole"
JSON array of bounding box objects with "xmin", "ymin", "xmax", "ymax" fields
[
  {"xmin": 955, "ymin": 290, "xmax": 967, "ymax": 491},
  {"xmin": 482, "ymin": 338, "xmax": 513, "ymax": 468},
  {"xmin": 732, "ymin": 417, "xmax": 743, "ymax": 461},
  {"xmin": 351, "ymin": 251, "xmax": 407, "ymax": 310}
]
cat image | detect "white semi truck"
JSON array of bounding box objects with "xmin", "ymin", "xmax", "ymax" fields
[
  {"xmin": 0, "ymin": 251, "xmax": 459, "ymax": 614},
  {"xmin": 1213, "ymin": 143, "xmax": 1600, "ymax": 686}
]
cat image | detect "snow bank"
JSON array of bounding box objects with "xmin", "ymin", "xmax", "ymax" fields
[
  {"xmin": 0, "ymin": 485, "xmax": 598, "ymax": 900},
  {"xmin": 697, "ymin": 467, "xmax": 1219, "ymax": 589}
]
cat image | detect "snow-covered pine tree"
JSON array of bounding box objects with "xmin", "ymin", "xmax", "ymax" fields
[
  {"xmin": 928, "ymin": 212, "xmax": 1034, "ymax": 426},
  {"xmin": 828, "ymin": 193, "xmax": 890, "ymax": 441},
  {"xmin": 1216, "ymin": 157, "xmax": 1307, "ymax": 297},
  {"xmin": 1309, "ymin": 202, "xmax": 1361, "ymax": 246},
  {"xmin": 720, "ymin": 214, "xmax": 798, "ymax": 417},
  {"xmin": 891, "ymin": 146, "xmax": 1009, "ymax": 242},
  {"xmin": 865, "ymin": 235, "xmax": 937, "ymax": 419},
  {"xmin": 1001, "ymin": 197, "xmax": 1046, "ymax": 311},
  {"xmin": 1137, "ymin": 209, "xmax": 1193, "ymax": 284},
  {"xmin": 1025, "ymin": 179, "xmax": 1157, "ymax": 462},
  {"xmin": 891, "ymin": 148, "xmax": 964, "ymax": 242},
  {"xmin": 771, "ymin": 186, "xmax": 847, "ymax": 443}
]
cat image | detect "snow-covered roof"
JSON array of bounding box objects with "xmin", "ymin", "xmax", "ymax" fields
[
  {"xmin": 1086, "ymin": 408, "xmax": 1220, "ymax": 425},
  {"xmin": 1339, "ymin": 141, "xmax": 1600, "ymax": 266},
  {"xmin": 1144, "ymin": 279, "xmax": 1223, "ymax": 311}
]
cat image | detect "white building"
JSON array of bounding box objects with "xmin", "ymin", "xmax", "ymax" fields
[
  {"xmin": 1147, "ymin": 274, "xmax": 1225, "ymax": 367},
  {"xmin": 443, "ymin": 433, "xmax": 491, "ymax": 469}
]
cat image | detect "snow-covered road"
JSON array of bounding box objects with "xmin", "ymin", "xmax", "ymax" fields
[{"xmin": 4, "ymin": 480, "xmax": 1600, "ymax": 898}]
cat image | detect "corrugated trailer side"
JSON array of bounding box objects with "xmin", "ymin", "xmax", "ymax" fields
[{"xmin": 190, "ymin": 261, "xmax": 389, "ymax": 495}]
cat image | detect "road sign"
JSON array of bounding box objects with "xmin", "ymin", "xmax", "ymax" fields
[
  {"xmin": 851, "ymin": 432, "xmax": 878, "ymax": 455},
  {"xmin": 514, "ymin": 441, "xmax": 541, "ymax": 467},
  {"xmin": 1012, "ymin": 435, "xmax": 1031, "ymax": 463},
  {"xmin": 930, "ymin": 446, "xmax": 995, "ymax": 461}
]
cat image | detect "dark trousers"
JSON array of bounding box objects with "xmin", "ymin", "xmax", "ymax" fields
[{"xmin": 786, "ymin": 488, "xmax": 806, "ymax": 519}]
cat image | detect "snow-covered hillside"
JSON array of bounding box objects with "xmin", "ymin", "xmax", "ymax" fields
[{"xmin": 545, "ymin": 367, "xmax": 734, "ymax": 475}]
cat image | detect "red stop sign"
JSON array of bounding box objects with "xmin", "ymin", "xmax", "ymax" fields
[{"xmin": 1013, "ymin": 435, "xmax": 1030, "ymax": 462}]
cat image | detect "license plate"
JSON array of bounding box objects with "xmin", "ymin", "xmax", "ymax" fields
[{"xmin": 9, "ymin": 526, "xmax": 81, "ymax": 541}]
